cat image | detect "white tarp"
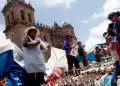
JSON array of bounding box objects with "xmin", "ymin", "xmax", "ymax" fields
[
  {"xmin": 0, "ymin": 39, "xmax": 68, "ymax": 71},
  {"xmin": 87, "ymin": 44, "xmax": 98, "ymax": 54},
  {"xmin": 47, "ymin": 47, "xmax": 68, "ymax": 71},
  {"xmin": 0, "ymin": 39, "xmax": 25, "ymax": 68},
  {"xmin": 0, "ymin": 38, "xmax": 50, "ymax": 68}
]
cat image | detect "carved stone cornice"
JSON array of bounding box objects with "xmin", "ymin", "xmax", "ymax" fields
[{"xmin": 2, "ymin": 0, "xmax": 34, "ymax": 14}]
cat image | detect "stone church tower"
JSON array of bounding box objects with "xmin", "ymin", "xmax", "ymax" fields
[
  {"xmin": 2, "ymin": 0, "xmax": 35, "ymax": 49},
  {"xmin": 2, "ymin": 0, "xmax": 77, "ymax": 62}
]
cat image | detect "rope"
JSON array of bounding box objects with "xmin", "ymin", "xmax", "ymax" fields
[
  {"xmin": 51, "ymin": 47, "xmax": 67, "ymax": 66},
  {"xmin": 51, "ymin": 47, "xmax": 58, "ymax": 61}
]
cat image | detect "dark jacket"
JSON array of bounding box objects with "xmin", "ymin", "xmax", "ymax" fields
[
  {"xmin": 78, "ymin": 45, "xmax": 85, "ymax": 57},
  {"xmin": 107, "ymin": 27, "xmax": 115, "ymax": 37},
  {"xmin": 115, "ymin": 17, "xmax": 120, "ymax": 42}
]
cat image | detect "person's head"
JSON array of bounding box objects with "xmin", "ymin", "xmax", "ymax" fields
[
  {"xmin": 25, "ymin": 26, "xmax": 40, "ymax": 38},
  {"xmin": 107, "ymin": 23, "xmax": 115, "ymax": 36},
  {"xmin": 108, "ymin": 11, "xmax": 120, "ymax": 22},
  {"xmin": 77, "ymin": 41, "xmax": 82, "ymax": 45},
  {"xmin": 95, "ymin": 47, "xmax": 98, "ymax": 49},
  {"xmin": 65, "ymin": 35, "xmax": 73, "ymax": 42},
  {"xmin": 27, "ymin": 29, "xmax": 37, "ymax": 38},
  {"xmin": 108, "ymin": 23, "xmax": 114, "ymax": 28},
  {"xmin": 103, "ymin": 32, "xmax": 108, "ymax": 38}
]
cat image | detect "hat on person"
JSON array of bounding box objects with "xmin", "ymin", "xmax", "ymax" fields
[
  {"xmin": 77, "ymin": 41, "xmax": 82, "ymax": 45},
  {"xmin": 108, "ymin": 12, "xmax": 117, "ymax": 20},
  {"xmin": 25, "ymin": 26, "xmax": 40, "ymax": 36}
]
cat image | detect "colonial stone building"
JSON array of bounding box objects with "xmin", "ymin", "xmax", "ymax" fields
[{"xmin": 2, "ymin": 0, "xmax": 76, "ymax": 62}]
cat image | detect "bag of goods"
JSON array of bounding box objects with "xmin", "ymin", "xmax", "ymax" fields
[
  {"xmin": 106, "ymin": 66, "xmax": 113, "ymax": 73},
  {"xmin": 95, "ymin": 68, "xmax": 100, "ymax": 73},
  {"xmin": 0, "ymin": 78, "xmax": 6, "ymax": 86}
]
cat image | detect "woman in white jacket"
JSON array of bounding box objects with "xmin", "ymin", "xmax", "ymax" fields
[{"xmin": 22, "ymin": 26, "xmax": 46, "ymax": 86}]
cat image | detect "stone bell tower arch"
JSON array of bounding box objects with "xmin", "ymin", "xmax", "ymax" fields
[{"xmin": 2, "ymin": 0, "xmax": 35, "ymax": 48}]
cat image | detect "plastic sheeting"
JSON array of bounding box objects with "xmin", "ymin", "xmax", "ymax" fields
[
  {"xmin": 0, "ymin": 39, "xmax": 24, "ymax": 68},
  {"xmin": 104, "ymin": 66, "xmax": 117, "ymax": 86},
  {"xmin": 86, "ymin": 44, "xmax": 97, "ymax": 61},
  {"xmin": 87, "ymin": 51, "xmax": 96, "ymax": 61},
  {"xmin": 47, "ymin": 47, "xmax": 68, "ymax": 71},
  {"xmin": 0, "ymin": 39, "xmax": 25, "ymax": 86},
  {"xmin": 0, "ymin": 50, "xmax": 25, "ymax": 86},
  {"xmin": 8, "ymin": 72, "xmax": 24, "ymax": 86},
  {"xmin": 86, "ymin": 43, "xmax": 107, "ymax": 62}
]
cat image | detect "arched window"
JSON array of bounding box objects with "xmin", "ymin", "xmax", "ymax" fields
[
  {"xmin": 11, "ymin": 11, "xmax": 14, "ymax": 21},
  {"xmin": 7, "ymin": 15, "xmax": 10, "ymax": 25},
  {"xmin": 43, "ymin": 36, "xmax": 47, "ymax": 41},
  {"xmin": 20, "ymin": 10, "xmax": 25, "ymax": 20},
  {"xmin": 28, "ymin": 13, "xmax": 32, "ymax": 22},
  {"xmin": 12, "ymin": 33, "xmax": 13, "ymax": 37}
]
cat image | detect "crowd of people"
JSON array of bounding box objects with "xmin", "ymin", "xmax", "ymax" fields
[
  {"xmin": 22, "ymin": 25, "xmax": 89, "ymax": 86},
  {"xmin": 94, "ymin": 45, "xmax": 110, "ymax": 63},
  {"xmin": 92, "ymin": 11, "xmax": 120, "ymax": 65},
  {"xmin": 103, "ymin": 11, "xmax": 120, "ymax": 65},
  {"xmin": 8, "ymin": 26, "xmax": 87, "ymax": 86},
  {"xmin": 1, "ymin": 11, "xmax": 120, "ymax": 86}
]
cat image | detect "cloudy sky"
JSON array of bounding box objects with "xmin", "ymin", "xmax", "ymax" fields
[{"xmin": 0, "ymin": 0, "xmax": 120, "ymax": 51}]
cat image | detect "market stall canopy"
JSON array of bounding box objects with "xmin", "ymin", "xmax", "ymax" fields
[
  {"xmin": 0, "ymin": 39, "xmax": 25, "ymax": 85},
  {"xmin": 87, "ymin": 44, "xmax": 97, "ymax": 61},
  {"xmin": 0, "ymin": 39, "xmax": 25, "ymax": 77},
  {"xmin": 0, "ymin": 39, "xmax": 24, "ymax": 67},
  {"xmin": 47, "ymin": 47, "xmax": 68, "ymax": 71},
  {"xmin": 87, "ymin": 43, "xmax": 108, "ymax": 62}
]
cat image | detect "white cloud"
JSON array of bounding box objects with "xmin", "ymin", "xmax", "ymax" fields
[
  {"xmin": 103, "ymin": 0, "xmax": 120, "ymax": 17},
  {"xmin": 91, "ymin": 12, "xmax": 103, "ymax": 20},
  {"xmin": 0, "ymin": 32, "xmax": 5, "ymax": 39},
  {"xmin": 0, "ymin": 24, "xmax": 6, "ymax": 40},
  {"xmin": 0, "ymin": 0, "xmax": 76, "ymax": 9},
  {"xmin": 85, "ymin": 36, "xmax": 104, "ymax": 52},
  {"xmin": 80, "ymin": 20, "xmax": 89, "ymax": 24},
  {"xmin": 81, "ymin": 12, "xmax": 103, "ymax": 24},
  {"xmin": 43, "ymin": 0, "xmax": 76, "ymax": 8},
  {"xmin": 91, "ymin": 0, "xmax": 120, "ymax": 19},
  {"xmin": 85, "ymin": 0, "xmax": 120, "ymax": 51},
  {"xmin": 89, "ymin": 20, "xmax": 110, "ymax": 37},
  {"xmin": 0, "ymin": 0, "xmax": 6, "ymax": 9},
  {"xmin": 85, "ymin": 20, "xmax": 110, "ymax": 51}
]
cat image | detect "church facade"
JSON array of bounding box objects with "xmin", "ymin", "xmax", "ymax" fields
[{"xmin": 2, "ymin": 0, "xmax": 77, "ymax": 62}]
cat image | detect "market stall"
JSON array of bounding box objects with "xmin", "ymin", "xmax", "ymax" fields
[
  {"xmin": 0, "ymin": 39, "xmax": 25, "ymax": 86},
  {"xmin": 45, "ymin": 58, "xmax": 117, "ymax": 85},
  {"xmin": 45, "ymin": 45, "xmax": 118, "ymax": 86}
]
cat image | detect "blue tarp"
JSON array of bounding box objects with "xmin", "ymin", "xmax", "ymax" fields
[
  {"xmin": 87, "ymin": 51, "xmax": 96, "ymax": 61},
  {"xmin": 0, "ymin": 50, "xmax": 25, "ymax": 86},
  {"xmin": 104, "ymin": 66, "xmax": 117, "ymax": 86},
  {"xmin": 76, "ymin": 55, "xmax": 82, "ymax": 63},
  {"xmin": 86, "ymin": 43, "xmax": 108, "ymax": 62}
]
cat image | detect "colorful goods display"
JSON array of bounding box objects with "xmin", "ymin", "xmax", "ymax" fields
[{"xmin": 42, "ymin": 56, "xmax": 118, "ymax": 86}]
